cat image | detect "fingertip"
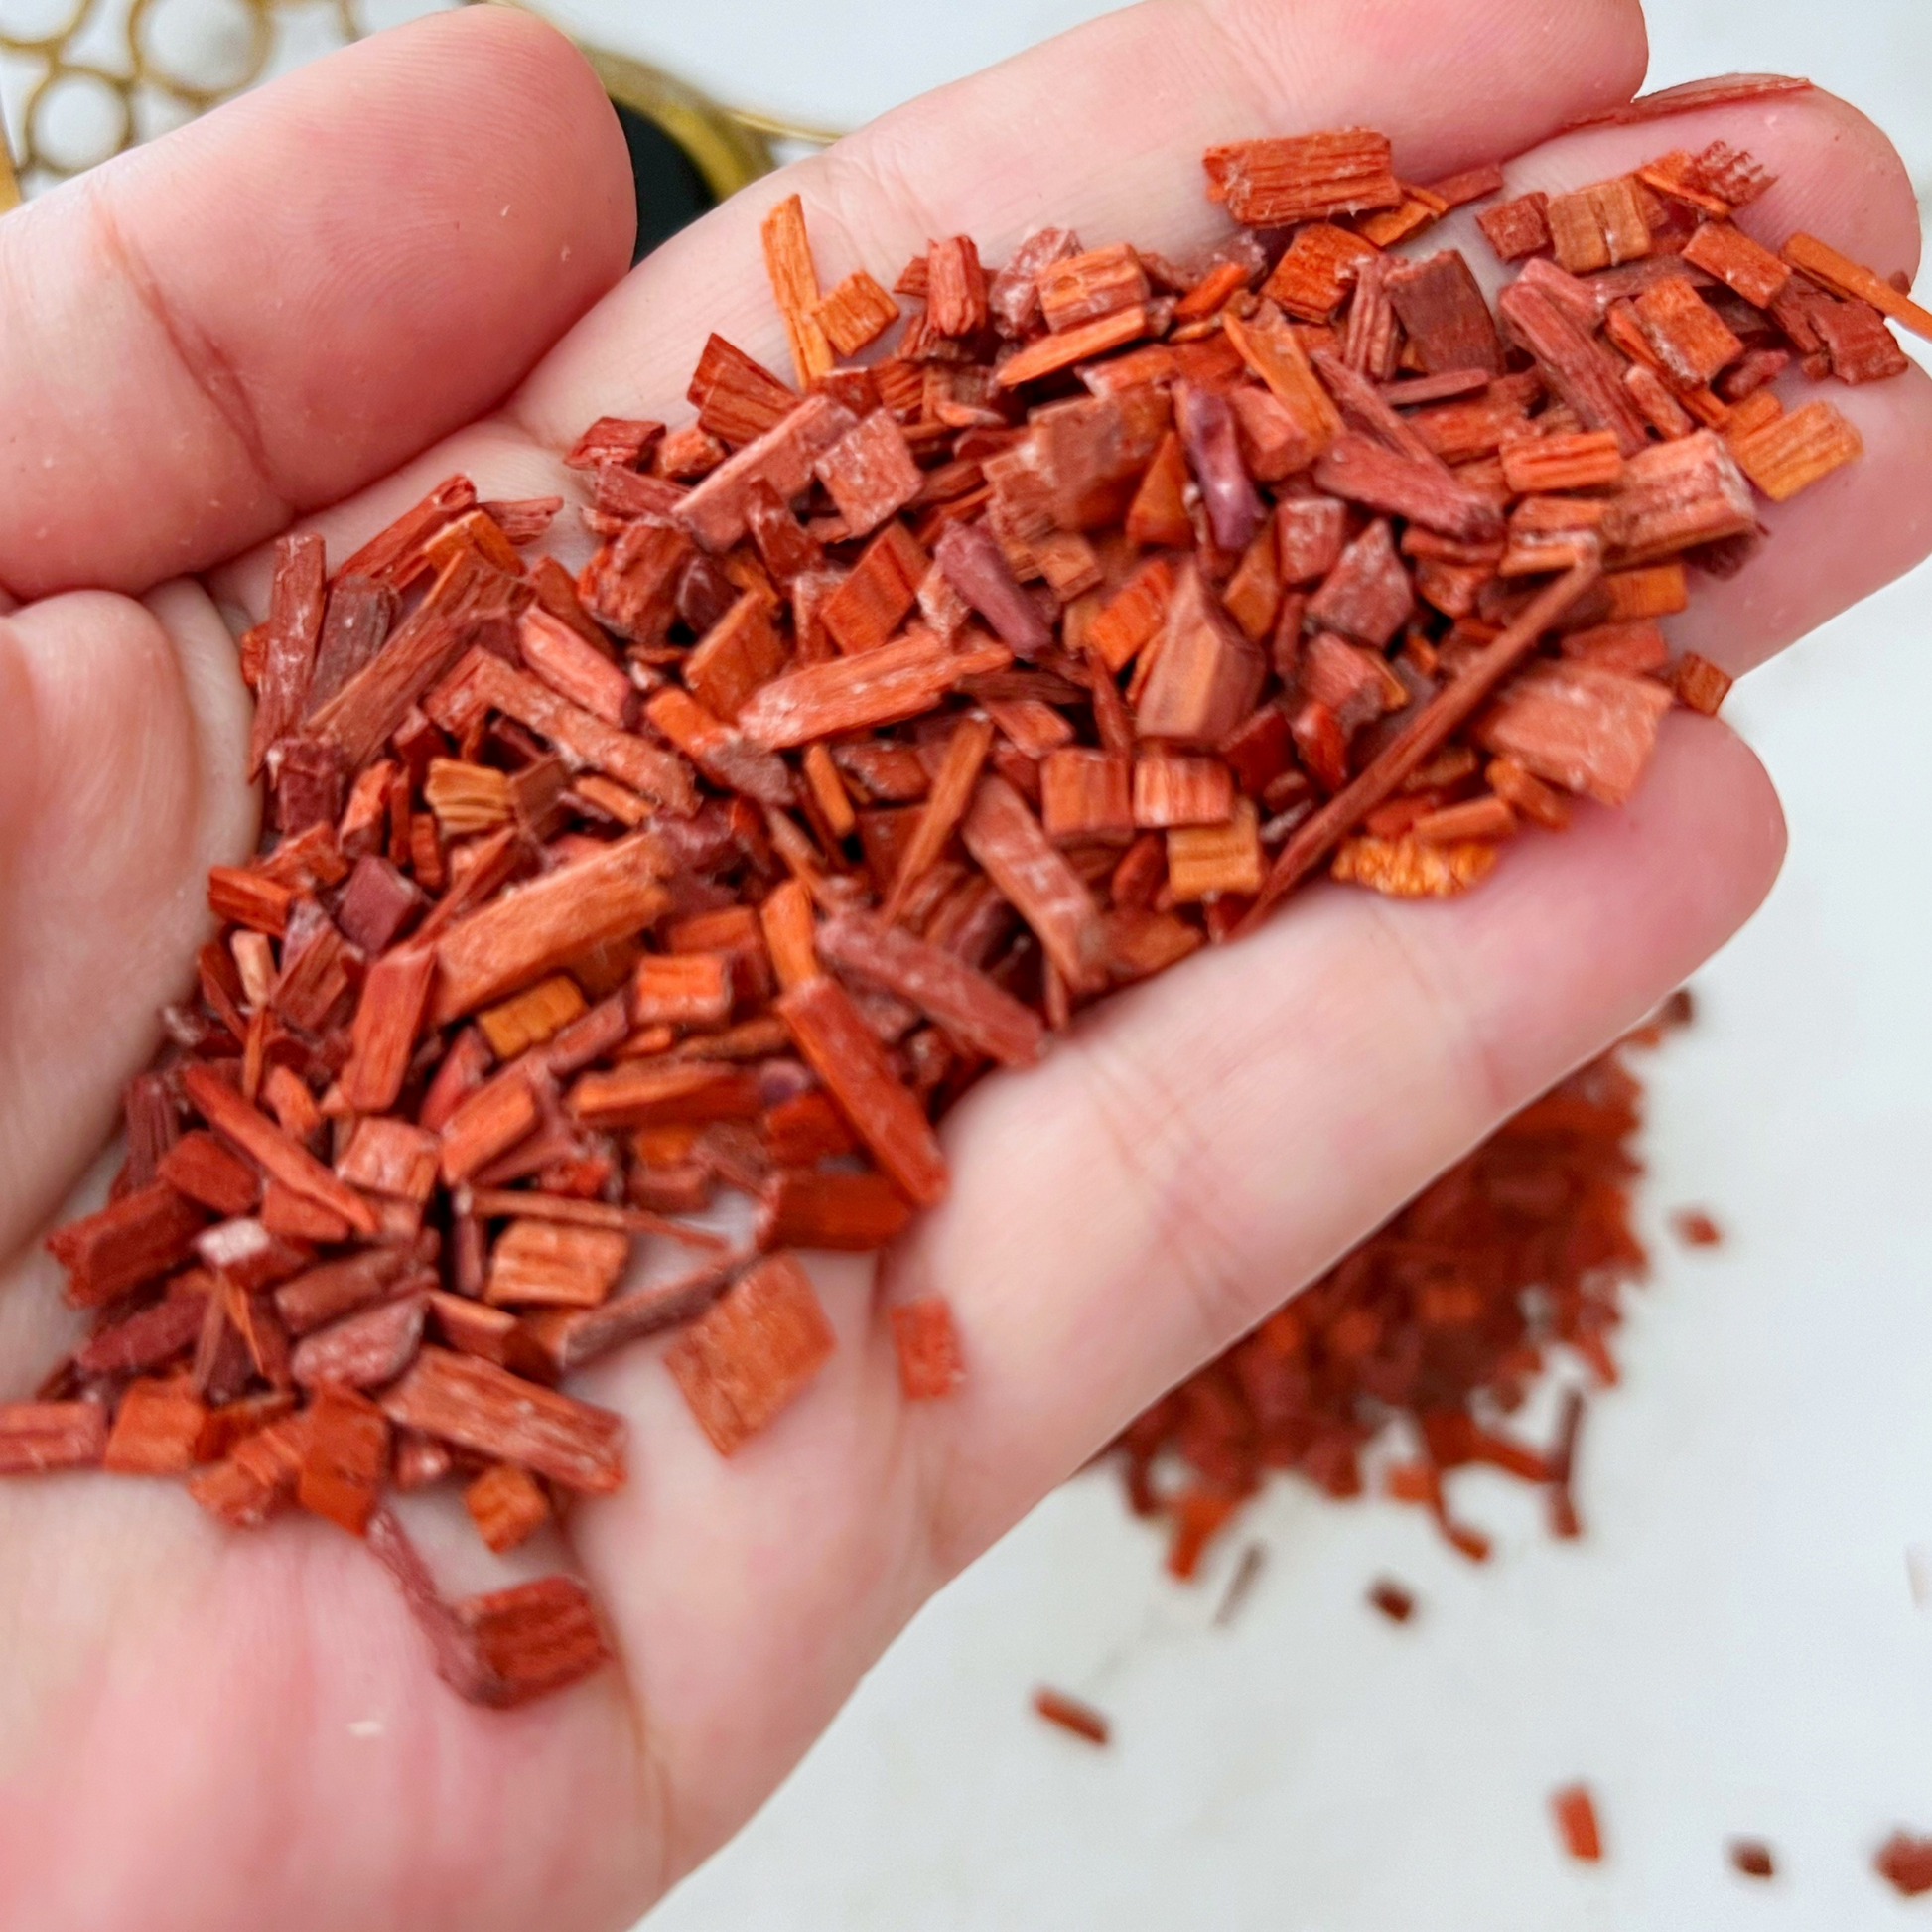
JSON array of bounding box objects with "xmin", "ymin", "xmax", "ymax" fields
[
  {"xmin": 1519, "ymin": 86, "xmax": 1922, "ymax": 283},
  {"xmin": 1673, "ymin": 365, "xmax": 1932, "ymax": 678},
  {"xmin": 1739, "ymin": 87, "xmax": 1923, "ymax": 284},
  {"xmin": 1499, "ymin": 0, "xmax": 1652, "ymax": 129},
  {"xmin": 1665, "ymin": 713, "xmax": 1789, "ymax": 916},
  {"xmin": 388, "ymin": 6, "xmax": 639, "ymax": 285},
  {"xmin": 1470, "ymin": 714, "xmax": 1788, "ymax": 1047},
  {"xmin": 0, "ymin": 5, "xmax": 640, "ymax": 597}
]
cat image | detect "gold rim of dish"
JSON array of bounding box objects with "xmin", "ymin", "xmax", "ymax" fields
[
  {"xmin": 0, "ymin": 104, "xmax": 19, "ymax": 213},
  {"xmin": 573, "ymin": 40, "xmax": 777, "ymax": 203},
  {"xmin": 479, "ymin": 0, "xmax": 843, "ymax": 204}
]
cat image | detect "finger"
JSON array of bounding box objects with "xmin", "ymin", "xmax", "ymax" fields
[
  {"xmin": 1427, "ymin": 87, "xmax": 1930, "ymax": 677},
  {"xmin": 0, "ymin": 8, "xmax": 633, "ymax": 602},
  {"xmin": 901, "ymin": 720, "xmax": 1785, "ymax": 1564},
  {"xmin": 509, "ymin": 0, "xmax": 1649, "ymax": 445},
  {"xmin": 0, "ymin": 583, "xmax": 252, "ymax": 1261},
  {"xmin": 1478, "ymin": 88, "xmax": 1923, "ymax": 281},
  {"xmin": 1671, "ymin": 370, "xmax": 1932, "ymax": 677}
]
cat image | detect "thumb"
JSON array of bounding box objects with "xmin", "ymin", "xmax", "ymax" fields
[{"xmin": 0, "ymin": 582, "xmax": 253, "ymax": 1264}]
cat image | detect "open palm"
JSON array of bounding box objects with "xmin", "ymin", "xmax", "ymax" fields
[{"xmin": 1, "ymin": 2, "xmax": 1927, "ymax": 1926}]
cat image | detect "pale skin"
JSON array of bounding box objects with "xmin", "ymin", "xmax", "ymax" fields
[{"xmin": 0, "ymin": 1, "xmax": 1926, "ymax": 1924}]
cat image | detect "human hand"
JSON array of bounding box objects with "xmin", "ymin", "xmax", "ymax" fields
[{"xmin": 1, "ymin": 3, "xmax": 1926, "ymax": 1927}]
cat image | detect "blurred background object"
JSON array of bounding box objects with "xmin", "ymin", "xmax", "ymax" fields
[
  {"xmin": 0, "ymin": 0, "xmax": 808, "ymax": 253},
  {"xmin": 3, "ymin": 2, "xmax": 1931, "ymax": 1925}
]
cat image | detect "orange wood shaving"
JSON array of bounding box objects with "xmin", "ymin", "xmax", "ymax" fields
[{"xmin": 760, "ymin": 193, "xmax": 834, "ymax": 386}]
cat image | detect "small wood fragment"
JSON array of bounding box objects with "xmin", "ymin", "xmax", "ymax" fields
[
  {"xmin": 814, "ymin": 270, "xmax": 899, "ymax": 356},
  {"xmin": 485, "ymin": 1221, "xmax": 629, "ymax": 1309},
  {"xmin": 890, "ymin": 1297, "xmax": 963, "ymax": 1400},
  {"xmin": 1547, "ymin": 179, "xmax": 1652, "ymax": 275},
  {"xmin": 297, "ymin": 1386, "xmax": 389, "ymax": 1534},
  {"xmin": 1681, "ymin": 222, "xmax": 1788, "ymax": 309},
  {"xmin": 452, "ymin": 1573, "xmax": 611, "ymax": 1707},
  {"xmin": 185, "ymin": 1066, "xmax": 378, "ymax": 1239},
  {"xmin": 1875, "ymin": 1833, "xmax": 1932, "ymax": 1898},
  {"xmin": 1039, "ymin": 242, "xmax": 1150, "ymax": 333},
  {"xmin": 761, "ymin": 193, "xmax": 833, "ymax": 386},
  {"xmin": 290, "ymin": 1295, "xmax": 427, "ymax": 1392},
  {"xmin": 739, "ymin": 630, "xmax": 1010, "ymax": 750},
  {"xmin": 1168, "ymin": 797, "xmax": 1264, "ymax": 900},
  {"xmin": 994, "ymin": 306, "xmax": 1153, "ymax": 389},
  {"xmin": 675, "ymin": 395, "xmax": 860, "ymax": 554},
  {"xmin": 1203, "ymin": 131, "xmax": 1401, "ymax": 226},
  {"xmin": 1039, "ymin": 748, "xmax": 1135, "ymax": 841},
  {"xmin": 188, "ymin": 1410, "xmax": 307, "ymax": 1525},
  {"xmin": 777, "ymin": 976, "xmax": 948, "ymax": 1206},
  {"xmin": 1728, "ymin": 399, "xmax": 1863, "ymax": 501},
  {"xmin": 884, "ymin": 714, "xmax": 995, "ymax": 918},
  {"xmin": 1551, "ymin": 1784, "xmax": 1604, "ymax": 1863},
  {"xmin": 1368, "ymin": 1579, "xmax": 1418, "ymax": 1623},
  {"xmin": 1476, "ymin": 661, "xmax": 1674, "ymax": 806},
  {"xmin": 935, "ymin": 521, "xmax": 1052, "ymax": 658},
  {"xmin": 1478, "ymin": 192, "xmax": 1552, "ymax": 262},
  {"xmin": 817, "ymin": 911, "xmax": 1045, "ymax": 1066},
  {"xmin": 690, "ymin": 334, "xmax": 798, "ymax": 448},
  {"xmin": 47, "ymin": 1182, "xmax": 207, "ymax": 1308},
  {"xmin": 465, "ymin": 1462, "xmax": 551, "ymax": 1553},
  {"xmin": 430, "ymin": 836, "xmax": 667, "ymax": 1025},
  {"xmin": 1263, "ymin": 224, "xmax": 1379, "ymax": 322},
  {"xmin": 1670, "ymin": 652, "xmax": 1732, "ymax": 716},
  {"xmin": 381, "ymin": 1347, "xmax": 624, "ymax": 1493},
  {"xmin": 665, "ymin": 1253, "xmax": 837, "ymax": 1455},
  {"xmin": 569, "ymin": 1059, "xmax": 762, "ymax": 1131},
  {"xmin": 815, "ymin": 411, "xmax": 923, "ymax": 540},
  {"xmin": 0, "ymin": 1402, "xmax": 109, "ymax": 1475},
  {"xmin": 927, "ymin": 235, "xmax": 990, "ymax": 338},
  {"xmin": 758, "ymin": 1170, "xmax": 914, "ymax": 1252},
  {"xmin": 962, "ymin": 775, "xmax": 1107, "ymax": 994},
  {"xmin": 1673, "ymin": 1208, "xmax": 1723, "ymax": 1248},
  {"xmin": 248, "ymin": 533, "xmax": 328, "ymax": 777},
  {"xmin": 1783, "ymin": 231, "xmax": 1932, "ymax": 343},
  {"xmin": 103, "ymin": 1378, "xmax": 207, "ymax": 1475},
  {"xmin": 1031, "ymin": 1687, "xmax": 1111, "ymax": 1746}
]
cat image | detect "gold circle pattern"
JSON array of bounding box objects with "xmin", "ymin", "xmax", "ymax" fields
[
  {"xmin": 1, "ymin": 0, "xmax": 358, "ymax": 189},
  {"xmin": 0, "ymin": 0, "xmax": 834, "ymax": 206},
  {"xmin": 127, "ymin": 0, "xmax": 273, "ymax": 102},
  {"xmin": 25, "ymin": 61, "xmax": 131, "ymax": 172}
]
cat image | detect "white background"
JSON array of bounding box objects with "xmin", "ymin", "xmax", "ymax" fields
[{"xmin": 539, "ymin": 4, "xmax": 1932, "ymax": 1929}]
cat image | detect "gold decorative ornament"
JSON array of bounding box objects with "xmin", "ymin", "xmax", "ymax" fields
[
  {"xmin": 0, "ymin": 0, "xmax": 839, "ymax": 204},
  {"xmin": 0, "ymin": 102, "xmax": 19, "ymax": 209},
  {"xmin": 549, "ymin": 33, "xmax": 775, "ymax": 204}
]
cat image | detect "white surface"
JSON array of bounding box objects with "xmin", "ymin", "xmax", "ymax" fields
[
  {"xmin": 546, "ymin": 0, "xmax": 1932, "ymax": 192},
  {"xmin": 582, "ymin": 3, "xmax": 1932, "ymax": 1928}
]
